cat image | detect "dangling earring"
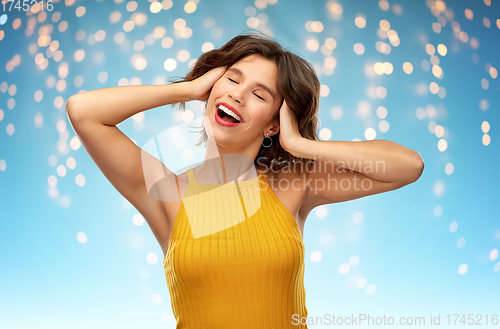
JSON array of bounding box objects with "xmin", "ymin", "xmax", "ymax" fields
[{"xmin": 262, "ymin": 132, "xmax": 273, "ymax": 148}]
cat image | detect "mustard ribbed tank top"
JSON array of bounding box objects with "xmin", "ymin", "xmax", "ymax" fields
[{"xmin": 163, "ymin": 166, "xmax": 308, "ymax": 328}]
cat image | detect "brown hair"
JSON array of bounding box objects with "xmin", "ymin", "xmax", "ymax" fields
[{"xmin": 168, "ymin": 29, "xmax": 320, "ymax": 179}]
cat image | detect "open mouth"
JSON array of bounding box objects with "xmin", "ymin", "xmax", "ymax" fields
[
  {"xmin": 215, "ymin": 104, "xmax": 243, "ymax": 126},
  {"xmin": 217, "ymin": 108, "xmax": 240, "ymax": 123}
]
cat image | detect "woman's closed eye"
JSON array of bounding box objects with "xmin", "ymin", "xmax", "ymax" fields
[{"xmin": 228, "ymin": 78, "xmax": 265, "ymax": 100}]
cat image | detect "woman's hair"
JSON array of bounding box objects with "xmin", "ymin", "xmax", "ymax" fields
[{"xmin": 168, "ymin": 29, "xmax": 320, "ymax": 178}]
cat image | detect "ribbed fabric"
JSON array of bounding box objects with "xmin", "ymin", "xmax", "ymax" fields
[{"xmin": 163, "ymin": 167, "xmax": 308, "ymax": 328}]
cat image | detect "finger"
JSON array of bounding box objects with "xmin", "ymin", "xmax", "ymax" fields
[
  {"xmin": 281, "ymin": 100, "xmax": 289, "ymax": 111},
  {"xmin": 209, "ymin": 66, "xmax": 227, "ymax": 81},
  {"xmin": 213, "ymin": 65, "xmax": 227, "ymax": 75}
]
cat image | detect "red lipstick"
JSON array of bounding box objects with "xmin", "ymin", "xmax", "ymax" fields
[
  {"xmin": 218, "ymin": 102, "xmax": 243, "ymax": 121},
  {"xmin": 214, "ymin": 102, "xmax": 244, "ymax": 127}
]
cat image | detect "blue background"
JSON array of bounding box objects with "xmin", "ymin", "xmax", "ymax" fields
[{"xmin": 0, "ymin": 0, "xmax": 499, "ymax": 327}]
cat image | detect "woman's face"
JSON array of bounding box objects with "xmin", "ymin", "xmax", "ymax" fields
[{"xmin": 205, "ymin": 54, "xmax": 282, "ymax": 150}]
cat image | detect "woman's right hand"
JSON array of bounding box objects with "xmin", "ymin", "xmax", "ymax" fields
[{"xmin": 189, "ymin": 66, "xmax": 228, "ymax": 102}]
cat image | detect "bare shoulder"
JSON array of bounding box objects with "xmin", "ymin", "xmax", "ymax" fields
[{"xmin": 259, "ymin": 165, "xmax": 310, "ymax": 225}]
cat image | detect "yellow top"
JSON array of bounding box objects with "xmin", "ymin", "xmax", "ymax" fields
[{"xmin": 163, "ymin": 167, "xmax": 308, "ymax": 328}]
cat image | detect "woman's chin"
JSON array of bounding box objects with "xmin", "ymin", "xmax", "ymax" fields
[
  {"xmin": 205, "ymin": 118, "xmax": 254, "ymax": 149},
  {"xmin": 212, "ymin": 134, "xmax": 236, "ymax": 146},
  {"xmin": 208, "ymin": 133, "xmax": 244, "ymax": 150}
]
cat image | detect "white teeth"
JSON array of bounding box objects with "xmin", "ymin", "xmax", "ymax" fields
[{"xmin": 218, "ymin": 104, "xmax": 241, "ymax": 122}]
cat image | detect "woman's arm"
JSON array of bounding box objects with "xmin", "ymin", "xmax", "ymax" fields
[
  {"xmin": 278, "ymin": 99, "xmax": 424, "ymax": 208},
  {"xmin": 65, "ymin": 68, "xmax": 226, "ymax": 255},
  {"xmin": 290, "ymin": 139, "xmax": 424, "ymax": 210},
  {"xmin": 291, "ymin": 139, "xmax": 424, "ymax": 184},
  {"xmin": 67, "ymin": 82, "xmax": 192, "ymax": 125},
  {"xmin": 65, "ymin": 83, "xmax": 193, "ymax": 252}
]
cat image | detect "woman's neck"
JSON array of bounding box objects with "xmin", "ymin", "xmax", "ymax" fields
[{"xmin": 196, "ymin": 137, "xmax": 259, "ymax": 184}]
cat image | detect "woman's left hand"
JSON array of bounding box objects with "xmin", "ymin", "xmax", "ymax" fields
[{"xmin": 278, "ymin": 99, "xmax": 303, "ymax": 154}]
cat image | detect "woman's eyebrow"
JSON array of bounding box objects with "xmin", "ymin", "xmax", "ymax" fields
[{"xmin": 228, "ymin": 67, "xmax": 276, "ymax": 100}]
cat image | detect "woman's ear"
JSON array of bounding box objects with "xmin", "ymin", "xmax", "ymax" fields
[{"xmin": 269, "ymin": 122, "xmax": 280, "ymax": 136}]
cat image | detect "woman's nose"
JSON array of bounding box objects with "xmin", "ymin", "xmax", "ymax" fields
[{"xmin": 229, "ymin": 86, "xmax": 243, "ymax": 104}]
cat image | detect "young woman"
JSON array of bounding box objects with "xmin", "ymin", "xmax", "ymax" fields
[{"xmin": 66, "ymin": 31, "xmax": 424, "ymax": 328}]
